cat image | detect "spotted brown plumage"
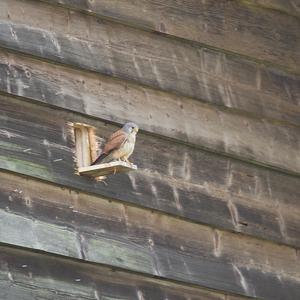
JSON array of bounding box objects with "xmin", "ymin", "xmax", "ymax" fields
[{"xmin": 91, "ymin": 122, "xmax": 139, "ymax": 165}]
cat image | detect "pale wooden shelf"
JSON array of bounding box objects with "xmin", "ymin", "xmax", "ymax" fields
[{"xmin": 78, "ymin": 161, "xmax": 137, "ymax": 177}]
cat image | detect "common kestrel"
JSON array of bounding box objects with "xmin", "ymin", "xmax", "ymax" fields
[{"xmin": 91, "ymin": 122, "xmax": 139, "ymax": 165}]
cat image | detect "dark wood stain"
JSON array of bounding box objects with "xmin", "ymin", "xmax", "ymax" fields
[
  {"xmin": 42, "ymin": 0, "xmax": 300, "ymax": 70},
  {"xmin": 0, "ymin": 94, "xmax": 299, "ymax": 250},
  {"xmin": 0, "ymin": 172, "xmax": 299, "ymax": 300},
  {"xmin": 0, "ymin": 0, "xmax": 299, "ymax": 126},
  {"xmin": 0, "ymin": 0, "xmax": 299, "ymax": 299},
  {"xmin": 0, "ymin": 244, "xmax": 229, "ymax": 300},
  {"xmin": 0, "ymin": 50, "xmax": 299, "ymax": 176}
]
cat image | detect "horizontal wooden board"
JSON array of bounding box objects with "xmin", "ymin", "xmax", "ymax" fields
[
  {"xmin": 247, "ymin": 0, "xmax": 300, "ymax": 17},
  {"xmin": 0, "ymin": 0, "xmax": 299, "ymax": 127},
  {"xmin": 40, "ymin": 0, "xmax": 300, "ymax": 71},
  {"xmin": 78, "ymin": 162, "xmax": 138, "ymax": 177},
  {"xmin": 0, "ymin": 172, "xmax": 299, "ymax": 300},
  {"xmin": 0, "ymin": 94, "xmax": 300, "ymax": 249},
  {"xmin": 0, "ymin": 244, "xmax": 237, "ymax": 300},
  {"xmin": 1, "ymin": 50, "xmax": 300, "ymax": 177}
]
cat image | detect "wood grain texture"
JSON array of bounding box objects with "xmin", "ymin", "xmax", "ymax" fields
[
  {"xmin": 0, "ymin": 244, "xmax": 232, "ymax": 300},
  {"xmin": 0, "ymin": 172, "xmax": 299, "ymax": 300},
  {"xmin": 40, "ymin": 0, "xmax": 300, "ymax": 71},
  {"xmin": 246, "ymin": 0, "xmax": 300, "ymax": 17},
  {"xmin": 0, "ymin": 50, "xmax": 300, "ymax": 176},
  {"xmin": 0, "ymin": 0, "xmax": 299, "ymax": 127},
  {"xmin": 79, "ymin": 161, "xmax": 138, "ymax": 177},
  {"xmin": 0, "ymin": 94, "xmax": 300, "ymax": 249}
]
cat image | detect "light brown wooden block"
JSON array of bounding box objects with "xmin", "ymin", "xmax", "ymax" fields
[{"xmin": 79, "ymin": 161, "xmax": 137, "ymax": 177}]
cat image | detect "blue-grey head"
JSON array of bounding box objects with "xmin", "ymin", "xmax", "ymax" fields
[{"xmin": 122, "ymin": 122, "xmax": 139, "ymax": 134}]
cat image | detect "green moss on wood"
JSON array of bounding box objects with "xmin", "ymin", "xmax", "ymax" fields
[
  {"xmin": 0, "ymin": 155, "xmax": 53, "ymax": 181},
  {"xmin": 87, "ymin": 238, "xmax": 156, "ymax": 275}
]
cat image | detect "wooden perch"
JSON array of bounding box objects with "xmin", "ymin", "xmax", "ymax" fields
[{"xmin": 78, "ymin": 161, "xmax": 137, "ymax": 177}]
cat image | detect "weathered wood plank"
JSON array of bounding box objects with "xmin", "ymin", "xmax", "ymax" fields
[
  {"xmin": 0, "ymin": 172, "xmax": 299, "ymax": 300},
  {"xmin": 0, "ymin": 94, "xmax": 300, "ymax": 249},
  {"xmin": 79, "ymin": 161, "xmax": 138, "ymax": 177},
  {"xmin": 0, "ymin": 50, "xmax": 300, "ymax": 176},
  {"xmin": 247, "ymin": 0, "xmax": 300, "ymax": 17},
  {"xmin": 0, "ymin": 244, "xmax": 231, "ymax": 300},
  {"xmin": 40, "ymin": 0, "xmax": 300, "ymax": 71},
  {"xmin": 0, "ymin": 0, "xmax": 299, "ymax": 127}
]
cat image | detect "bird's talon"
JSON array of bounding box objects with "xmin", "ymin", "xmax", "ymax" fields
[{"xmin": 95, "ymin": 176, "xmax": 108, "ymax": 185}]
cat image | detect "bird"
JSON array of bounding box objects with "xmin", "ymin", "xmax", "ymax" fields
[{"xmin": 91, "ymin": 122, "xmax": 139, "ymax": 165}]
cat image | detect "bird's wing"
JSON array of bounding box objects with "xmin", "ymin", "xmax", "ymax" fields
[{"xmin": 102, "ymin": 129, "xmax": 128, "ymax": 155}]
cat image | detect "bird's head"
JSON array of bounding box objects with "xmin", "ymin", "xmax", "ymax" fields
[{"xmin": 122, "ymin": 122, "xmax": 139, "ymax": 134}]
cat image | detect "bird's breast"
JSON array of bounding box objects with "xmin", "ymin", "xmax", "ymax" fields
[{"xmin": 120, "ymin": 134, "xmax": 136, "ymax": 156}]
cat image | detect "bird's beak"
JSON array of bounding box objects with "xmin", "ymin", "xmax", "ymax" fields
[{"xmin": 134, "ymin": 127, "xmax": 139, "ymax": 133}]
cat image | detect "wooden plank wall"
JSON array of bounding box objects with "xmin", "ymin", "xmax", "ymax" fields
[{"xmin": 0, "ymin": 0, "xmax": 299, "ymax": 299}]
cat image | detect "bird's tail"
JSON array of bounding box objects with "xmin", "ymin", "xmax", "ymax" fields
[{"xmin": 91, "ymin": 153, "xmax": 107, "ymax": 165}]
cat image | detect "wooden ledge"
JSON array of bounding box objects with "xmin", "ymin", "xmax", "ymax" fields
[{"xmin": 78, "ymin": 161, "xmax": 137, "ymax": 177}]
